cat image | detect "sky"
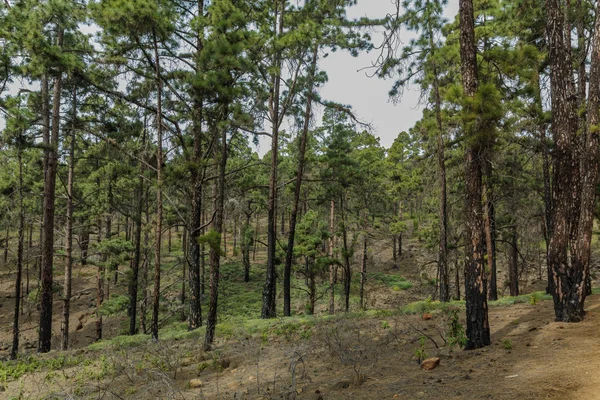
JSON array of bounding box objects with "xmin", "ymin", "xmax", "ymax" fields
[{"xmin": 316, "ymin": 0, "xmax": 460, "ymax": 150}]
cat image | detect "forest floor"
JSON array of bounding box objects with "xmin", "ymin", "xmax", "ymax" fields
[{"xmin": 0, "ymin": 238, "xmax": 599, "ymax": 399}]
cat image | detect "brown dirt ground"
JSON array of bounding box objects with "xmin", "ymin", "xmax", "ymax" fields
[{"xmin": 1, "ymin": 236, "xmax": 599, "ymax": 399}]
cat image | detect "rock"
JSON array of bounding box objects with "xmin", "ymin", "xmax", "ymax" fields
[
  {"xmin": 180, "ymin": 357, "xmax": 194, "ymax": 367},
  {"xmin": 422, "ymin": 313, "xmax": 433, "ymax": 321},
  {"xmin": 420, "ymin": 357, "xmax": 440, "ymax": 371},
  {"xmin": 393, "ymin": 395, "xmax": 400, "ymax": 398},
  {"xmin": 188, "ymin": 378, "xmax": 204, "ymax": 388},
  {"xmin": 334, "ymin": 380, "xmax": 350, "ymax": 389},
  {"xmin": 76, "ymin": 321, "xmax": 84, "ymax": 331}
]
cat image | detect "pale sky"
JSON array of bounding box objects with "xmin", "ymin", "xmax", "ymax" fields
[{"xmin": 318, "ymin": 0, "xmax": 460, "ymax": 149}]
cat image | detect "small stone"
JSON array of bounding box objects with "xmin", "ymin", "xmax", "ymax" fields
[
  {"xmin": 393, "ymin": 395, "xmax": 400, "ymax": 398},
  {"xmin": 421, "ymin": 357, "xmax": 440, "ymax": 371},
  {"xmin": 180, "ymin": 357, "xmax": 194, "ymax": 367},
  {"xmin": 334, "ymin": 380, "xmax": 350, "ymax": 389},
  {"xmin": 422, "ymin": 313, "xmax": 433, "ymax": 321},
  {"xmin": 188, "ymin": 378, "xmax": 204, "ymax": 388}
]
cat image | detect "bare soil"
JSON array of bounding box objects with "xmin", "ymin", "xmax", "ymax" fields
[{"xmin": 0, "ymin": 238, "xmax": 599, "ymax": 399}]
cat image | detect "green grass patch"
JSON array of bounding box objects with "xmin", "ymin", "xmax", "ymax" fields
[
  {"xmin": 367, "ymin": 272, "xmax": 413, "ymax": 290},
  {"xmin": 0, "ymin": 354, "xmax": 81, "ymax": 382},
  {"xmin": 88, "ymin": 333, "xmax": 150, "ymax": 351},
  {"xmin": 400, "ymin": 298, "xmax": 465, "ymax": 314},
  {"xmin": 489, "ymin": 291, "xmax": 552, "ymax": 307}
]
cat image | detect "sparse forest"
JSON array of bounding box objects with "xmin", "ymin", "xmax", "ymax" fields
[{"xmin": 0, "ymin": 0, "xmax": 600, "ymax": 398}]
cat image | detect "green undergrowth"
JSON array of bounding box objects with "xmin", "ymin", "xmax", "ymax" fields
[
  {"xmin": 0, "ymin": 354, "xmax": 83, "ymax": 382},
  {"xmin": 368, "ymin": 272, "xmax": 413, "ymax": 290},
  {"xmin": 489, "ymin": 291, "xmax": 552, "ymax": 306}
]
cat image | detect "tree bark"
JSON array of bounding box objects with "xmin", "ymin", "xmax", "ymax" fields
[
  {"xmin": 10, "ymin": 149, "xmax": 25, "ymax": 359},
  {"xmin": 572, "ymin": 1, "xmax": 600, "ymax": 314},
  {"xmin": 151, "ymin": 29, "xmax": 164, "ymax": 341},
  {"xmin": 459, "ymin": 0, "xmax": 490, "ymax": 349},
  {"xmin": 359, "ymin": 234, "xmax": 367, "ymax": 310},
  {"xmin": 128, "ymin": 128, "xmax": 144, "ymax": 335},
  {"xmin": 329, "ymin": 200, "xmax": 335, "ymax": 314},
  {"xmin": 262, "ymin": 0, "xmax": 285, "ymax": 319},
  {"xmin": 60, "ymin": 86, "xmax": 76, "ymax": 350},
  {"xmin": 204, "ymin": 117, "xmax": 228, "ymax": 351},
  {"xmin": 283, "ymin": 44, "xmax": 318, "ymax": 317},
  {"xmin": 509, "ymin": 225, "xmax": 519, "ymax": 296},
  {"xmin": 340, "ymin": 195, "xmax": 351, "ymax": 313},
  {"xmin": 39, "ymin": 29, "xmax": 63, "ymax": 351},
  {"xmin": 545, "ymin": 0, "xmax": 586, "ymax": 322}
]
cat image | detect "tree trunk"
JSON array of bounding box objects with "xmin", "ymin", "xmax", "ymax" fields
[
  {"xmin": 546, "ymin": 0, "xmax": 586, "ymax": 322},
  {"xmin": 140, "ymin": 191, "xmax": 150, "ymax": 333},
  {"xmin": 572, "ymin": 1, "xmax": 600, "ymax": 312},
  {"xmin": 340, "ymin": 195, "xmax": 351, "ymax": 313},
  {"xmin": 60, "ymin": 87, "xmax": 76, "ymax": 350},
  {"xmin": 483, "ymin": 172, "xmax": 497, "ymax": 301},
  {"xmin": 10, "ymin": 149, "xmax": 25, "ymax": 359},
  {"xmin": 283, "ymin": 44, "xmax": 318, "ymax": 317},
  {"xmin": 96, "ymin": 220, "xmax": 104, "ymax": 341},
  {"xmin": 151, "ymin": 29, "xmax": 163, "ymax": 341},
  {"xmin": 128, "ymin": 128, "xmax": 145, "ymax": 335},
  {"xmin": 3, "ymin": 226, "xmax": 8, "ymax": 265},
  {"xmin": 262, "ymin": 0, "xmax": 285, "ymax": 319},
  {"xmin": 181, "ymin": 227, "xmax": 187, "ymax": 322},
  {"xmin": 329, "ymin": 200, "xmax": 335, "ymax": 314},
  {"xmin": 454, "ymin": 259, "xmax": 461, "ymax": 301},
  {"xmin": 128, "ymin": 178, "xmax": 143, "ymax": 335},
  {"xmin": 242, "ymin": 211, "xmax": 252, "ymax": 282},
  {"xmin": 426, "ymin": 0, "xmax": 449, "ymax": 302},
  {"xmin": 359, "ymin": 234, "xmax": 367, "ymax": 310},
  {"xmin": 509, "ymin": 225, "xmax": 519, "ymax": 296},
  {"xmin": 39, "ymin": 33, "xmax": 63, "ymax": 351},
  {"xmin": 204, "ymin": 116, "xmax": 228, "ymax": 351},
  {"xmin": 459, "ymin": 0, "xmax": 490, "ymax": 349}
]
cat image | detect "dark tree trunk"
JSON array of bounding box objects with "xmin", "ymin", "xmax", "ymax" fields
[
  {"xmin": 341, "ymin": 195, "xmax": 351, "ymax": 313},
  {"xmin": 425, "ymin": 0, "xmax": 450, "ymax": 302},
  {"xmin": 483, "ymin": 166, "xmax": 497, "ymax": 301},
  {"xmin": 80, "ymin": 227, "xmax": 89, "ymax": 266},
  {"xmin": 459, "ymin": 0, "xmax": 490, "ymax": 349},
  {"xmin": 572, "ymin": 1, "xmax": 600, "ymax": 313},
  {"xmin": 545, "ymin": 0, "xmax": 586, "ymax": 322},
  {"xmin": 262, "ymin": 0, "xmax": 284, "ymax": 319},
  {"xmin": 204, "ymin": 117, "xmax": 228, "ymax": 351},
  {"xmin": 328, "ymin": 200, "xmax": 335, "ymax": 314},
  {"xmin": 454, "ymin": 259, "xmax": 461, "ymax": 301},
  {"xmin": 509, "ymin": 225, "xmax": 519, "ymax": 296},
  {"xmin": 11, "ymin": 150, "xmax": 25, "ymax": 359},
  {"xmin": 242, "ymin": 211, "xmax": 252, "ymax": 282},
  {"xmin": 39, "ymin": 36, "xmax": 63, "ymax": 352},
  {"xmin": 359, "ymin": 235, "xmax": 367, "ymax": 310},
  {"xmin": 307, "ymin": 257, "xmax": 316, "ymax": 315},
  {"xmin": 140, "ymin": 191, "xmax": 150, "ymax": 333},
  {"xmin": 3, "ymin": 226, "xmax": 8, "ymax": 265},
  {"xmin": 60, "ymin": 87, "xmax": 76, "ymax": 351},
  {"xmin": 283, "ymin": 44, "xmax": 318, "ymax": 317},
  {"xmin": 128, "ymin": 171, "xmax": 143, "ymax": 335},
  {"xmin": 181, "ymin": 227, "xmax": 187, "ymax": 322},
  {"xmin": 188, "ymin": 126, "xmax": 203, "ymax": 329},
  {"xmin": 151, "ymin": 30, "xmax": 163, "ymax": 341},
  {"xmin": 96, "ymin": 220, "xmax": 104, "ymax": 341}
]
